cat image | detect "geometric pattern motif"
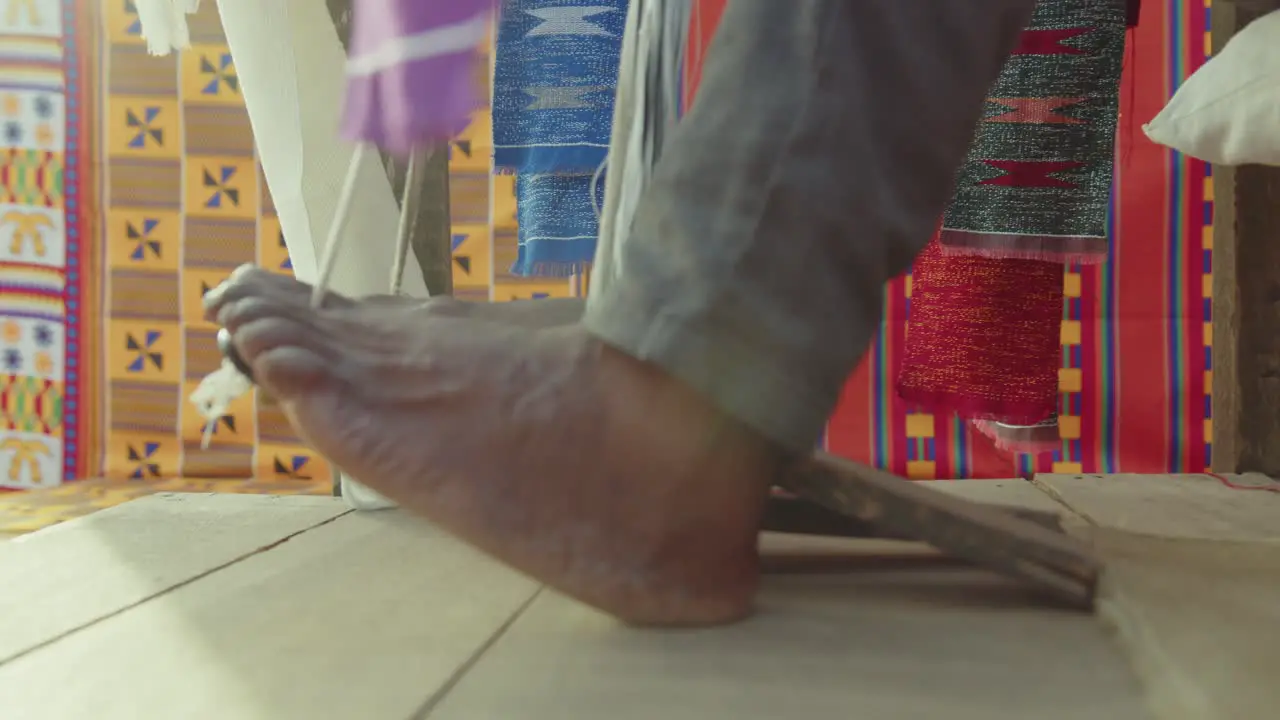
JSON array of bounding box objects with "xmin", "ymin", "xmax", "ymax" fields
[
  {"xmin": 0, "ymin": 376, "xmax": 63, "ymax": 434},
  {"xmin": 0, "ymin": 149, "xmax": 63, "ymax": 206},
  {"xmin": 0, "ymin": 0, "xmax": 79, "ymax": 489},
  {"xmin": 451, "ymin": 39, "xmax": 579, "ymax": 302}
]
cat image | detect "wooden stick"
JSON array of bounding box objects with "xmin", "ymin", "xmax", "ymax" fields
[
  {"xmin": 780, "ymin": 452, "xmax": 1101, "ymax": 609},
  {"xmin": 763, "ymin": 494, "xmax": 1064, "ymax": 540}
]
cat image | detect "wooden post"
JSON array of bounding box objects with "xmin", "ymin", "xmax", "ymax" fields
[{"xmin": 1211, "ymin": 0, "xmax": 1280, "ymax": 474}]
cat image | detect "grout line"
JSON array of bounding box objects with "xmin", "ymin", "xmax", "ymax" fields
[
  {"xmin": 410, "ymin": 586, "xmax": 545, "ymax": 720},
  {"xmin": 0, "ymin": 508, "xmax": 354, "ymax": 668}
]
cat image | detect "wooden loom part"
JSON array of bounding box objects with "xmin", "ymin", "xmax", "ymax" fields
[{"xmin": 780, "ymin": 452, "xmax": 1101, "ymax": 608}]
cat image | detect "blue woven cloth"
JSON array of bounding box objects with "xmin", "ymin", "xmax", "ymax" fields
[
  {"xmin": 512, "ymin": 172, "xmax": 606, "ymax": 276},
  {"xmin": 494, "ymin": 0, "xmax": 627, "ymax": 276},
  {"xmin": 492, "ymin": 0, "xmax": 626, "ymax": 174}
]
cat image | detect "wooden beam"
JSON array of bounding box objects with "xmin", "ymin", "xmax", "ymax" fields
[{"xmin": 1211, "ymin": 0, "xmax": 1280, "ymax": 474}]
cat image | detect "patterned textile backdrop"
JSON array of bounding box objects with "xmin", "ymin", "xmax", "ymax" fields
[
  {"xmin": 689, "ymin": 0, "xmax": 1213, "ymax": 478},
  {"xmin": 94, "ymin": 2, "xmax": 581, "ymax": 484},
  {"xmin": 0, "ymin": 0, "xmax": 96, "ymax": 489},
  {"xmin": 89, "ymin": 1, "xmax": 577, "ymax": 485},
  {"xmin": 449, "ymin": 35, "xmax": 585, "ymax": 306},
  {"xmin": 94, "ymin": 0, "xmax": 331, "ymax": 483},
  {"xmin": 0, "ymin": 0, "xmax": 1212, "ymax": 488}
]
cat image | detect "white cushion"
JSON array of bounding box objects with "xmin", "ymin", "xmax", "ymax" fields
[{"xmin": 1143, "ymin": 9, "xmax": 1280, "ymax": 166}]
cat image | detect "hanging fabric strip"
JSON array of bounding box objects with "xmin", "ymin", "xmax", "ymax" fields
[
  {"xmin": 897, "ymin": 0, "xmax": 1130, "ymax": 455},
  {"xmin": 492, "ymin": 0, "xmax": 629, "ymax": 276},
  {"xmin": 511, "ymin": 172, "xmax": 607, "ymax": 276},
  {"xmin": 491, "ymin": 0, "xmax": 628, "ymax": 174},
  {"xmin": 936, "ymin": 0, "xmax": 1127, "ymax": 262},
  {"xmin": 898, "ymin": 241, "xmax": 1065, "ymax": 434},
  {"xmin": 340, "ymin": 0, "xmax": 494, "ymax": 154}
]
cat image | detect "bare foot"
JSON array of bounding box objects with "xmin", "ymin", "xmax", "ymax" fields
[{"xmin": 208, "ymin": 271, "xmax": 780, "ymax": 626}]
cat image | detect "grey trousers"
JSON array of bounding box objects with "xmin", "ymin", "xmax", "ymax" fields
[{"xmin": 583, "ymin": 0, "xmax": 1037, "ymax": 453}]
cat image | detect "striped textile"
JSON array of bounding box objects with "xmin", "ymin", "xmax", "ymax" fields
[
  {"xmin": 0, "ymin": 0, "xmax": 94, "ymax": 489},
  {"xmin": 92, "ymin": 0, "xmax": 332, "ymax": 484},
  {"xmin": 340, "ymin": 0, "xmax": 491, "ymax": 153},
  {"xmin": 689, "ymin": 0, "xmax": 1213, "ymax": 478},
  {"xmin": 898, "ymin": 0, "xmax": 1132, "ymax": 455}
]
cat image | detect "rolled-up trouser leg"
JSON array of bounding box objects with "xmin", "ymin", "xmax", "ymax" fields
[{"xmin": 583, "ymin": 0, "xmax": 1037, "ymax": 454}]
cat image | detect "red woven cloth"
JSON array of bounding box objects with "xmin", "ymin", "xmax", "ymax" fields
[{"xmin": 897, "ymin": 241, "xmax": 1063, "ymax": 451}]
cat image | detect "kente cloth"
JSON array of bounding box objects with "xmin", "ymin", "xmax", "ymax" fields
[
  {"xmin": 491, "ymin": 0, "xmax": 626, "ymax": 173},
  {"xmin": 88, "ymin": 0, "xmax": 338, "ymax": 485},
  {"xmin": 340, "ymin": 0, "xmax": 493, "ymax": 153},
  {"xmin": 897, "ymin": 241, "xmax": 1065, "ymax": 435},
  {"xmin": 512, "ymin": 172, "xmax": 606, "ymax": 276},
  {"xmin": 493, "ymin": 0, "xmax": 627, "ymax": 276},
  {"xmin": 0, "ymin": 0, "xmax": 97, "ymax": 489},
  {"xmin": 937, "ymin": 0, "xmax": 1127, "ymax": 262}
]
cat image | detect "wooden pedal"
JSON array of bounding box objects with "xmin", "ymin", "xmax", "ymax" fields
[
  {"xmin": 763, "ymin": 493, "xmax": 1065, "ymax": 539},
  {"xmin": 779, "ymin": 452, "xmax": 1101, "ymax": 609}
]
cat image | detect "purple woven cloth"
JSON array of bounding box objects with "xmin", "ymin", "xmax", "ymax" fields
[{"xmin": 341, "ymin": 0, "xmax": 494, "ymax": 153}]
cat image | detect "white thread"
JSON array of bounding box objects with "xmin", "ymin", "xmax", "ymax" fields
[
  {"xmin": 190, "ymin": 359, "xmax": 253, "ymax": 449},
  {"xmin": 389, "ymin": 147, "xmax": 429, "ymax": 295},
  {"xmin": 311, "ymin": 143, "xmax": 371, "ymax": 308}
]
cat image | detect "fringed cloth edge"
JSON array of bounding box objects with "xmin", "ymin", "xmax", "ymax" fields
[{"xmin": 936, "ymin": 231, "xmax": 1108, "ymax": 265}]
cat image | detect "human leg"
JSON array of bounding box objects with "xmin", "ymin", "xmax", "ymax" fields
[
  {"xmin": 585, "ymin": 0, "xmax": 1038, "ymax": 453},
  {"xmin": 206, "ymin": 0, "xmax": 1035, "ymax": 625}
]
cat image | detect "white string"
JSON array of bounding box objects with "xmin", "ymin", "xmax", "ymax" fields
[
  {"xmin": 311, "ymin": 142, "xmax": 372, "ymax": 308},
  {"xmin": 389, "ymin": 147, "xmax": 430, "ymax": 295}
]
